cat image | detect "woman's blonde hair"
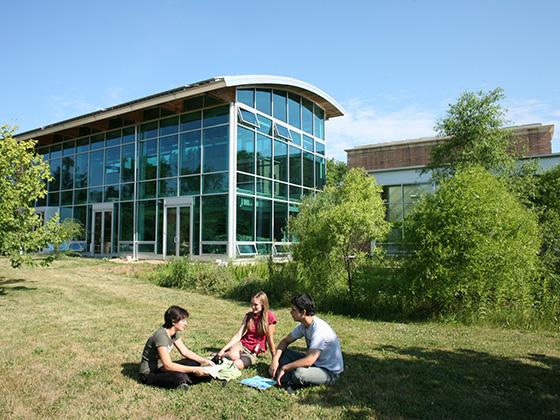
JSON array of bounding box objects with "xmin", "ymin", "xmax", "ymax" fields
[{"xmin": 247, "ymin": 291, "xmax": 270, "ymax": 337}]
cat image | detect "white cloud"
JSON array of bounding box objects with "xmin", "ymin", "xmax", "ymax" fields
[{"xmin": 326, "ymin": 99, "xmax": 437, "ymax": 161}]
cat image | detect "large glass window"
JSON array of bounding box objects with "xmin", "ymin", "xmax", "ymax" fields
[
  {"xmin": 288, "ymin": 93, "xmax": 301, "ymax": 129},
  {"xmin": 121, "ymin": 143, "xmax": 135, "ymax": 183},
  {"xmin": 203, "ymin": 173, "xmax": 228, "ymax": 194},
  {"xmin": 315, "ymin": 156, "xmax": 326, "ymax": 189},
  {"xmin": 140, "ymin": 121, "xmax": 158, "ymax": 140},
  {"xmin": 120, "ymin": 202, "xmax": 134, "ymax": 241},
  {"xmin": 159, "ymin": 135, "xmax": 179, "ymax": 178},
  {"xmin": 256, "ymin": 89, "xmax": 272, "ymax": 115},
  {"xmin": 303, "ymin": 135, "xmax": 314, "ymax": 152},
  {"xmin": 273, "ymin": 90, "xmax": 287, "ymax": 122},
  {"xmin": 61, "ymin": 157, "xmax": 74, "ymax": 190},
  {"xmin": 180, "ymin": 130, "xmax": 201, "ymax": 175},
  {"xmin": 314, "ymin": 105, "xmax": 325, "ymax": 139},
  {"xmin": 49, "ymin": 158, "xmax": 61, "ymax": 191},
  {"xmin": 203, "ymin": 105, "xmax": 228, "ymax": 127},
  {"xmin": 289, "ymin": 146, "xmax": 302, "ymax": 185},
  {"xmin": 160, "ymin": 116, "xmax": 179, "ymax": 136},
  {"xmin": 203, "ymin": 126, "xmax": 228, "ymax": 173},
  {"xmin": 237, "ymin": 196, "xmax": 254, "ymax": 241},
  {"xmin": 106, "ymin": 130, "xmax": 121, "ymax": 147},
  {"xmin": 274, "ymin": 201, "xmax": 288, "ymax": 242},
  {"xmin": 256, "ymin": 199, "xmax": 272, "ymax": 242},
  {"xmin": 138, "ymin": 181, "xmax": 157, "ymax": 199},
  {"xmin": 302, "ymin": 97, "xmax": 313, "ymax": 134},
  {"xmin": 180, "ymin": 175, "xmax": 200, "ymax": 196},
  {"xmin": 201, "ymin": 195, "xmax": 228, "ymax": 241},
  {"xmin": 104, "ymin": 147, "xmax": 120, "ymax": 185},
  {"xmin": 256, "ymin": 134, "xmax": 272, "ymax": 178},
  {"xmin": 256, "ymin": 178, "xmax": 272, "ymax": 198},
  {"xmin": 237, "ymin": 126, "xmax": 255, "ymax": 174},
  {"xmin": 138, "ymin": 200, "xmax": 156, "ymax": 241},
  {"xmin": 237, "ymin": 88, "xmax": 254, "ymax": 108},
  {"xmin": 257, "ymin": 115, "xmax": 272, "ymax": 136},
  {"xmin": 237, "ymin": 173, "xmax": 254, "ymax": 195},
  {"xmin": 139, "ymin": 139, "xmax": 157, "ymax": 180},
  {"xmin": 180, "ymin": 111, "xmax": 202, "ymax": 132},
  {"xmin": 159, "ymin": 178, "xmax": 178, "ymax": 197},
  {"xmin": 76, "ymin": 138, "xmax": 89, "ymax": 153},
  {"xmin": 303, "ymin": 152, "xmax": 314, "ymax": 188},
  {"xmin": 75, "ymin": 154, "xmax": 88, "ymax": 188},
  {"xmin": 90, "ymin": 134, "xmax": 105, "ymax": 150},
  {"xmin": 273, "ymin": 140, "xmax": 288, "ymax": 182},
  {"xmin": 89, "ymin": 151, "xmax": 104, "ymax": 187},
  {"xmin": 105, "ymin": 185, "xmax": 119, "ymax": 201}
]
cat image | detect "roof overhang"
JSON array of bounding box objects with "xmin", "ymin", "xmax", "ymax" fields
[{"xmin": 16, "ymin": 75, "xmax": 344, "ymax": 141}]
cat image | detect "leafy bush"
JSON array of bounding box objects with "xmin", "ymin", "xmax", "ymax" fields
[
  {"xmin": 290, "ymin": 168, "xmax": 390, "ymax": 304},
  {"xmin": 530, "ymin": 164, "xmax": 560, "ymax": 325},
  {"xmin": 402, "ymin": 166, "xmax": 541, "ymax": 322}
]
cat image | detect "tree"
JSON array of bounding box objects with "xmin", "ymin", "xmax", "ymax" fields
[
  {"xmin": 290, "ymin": 168, "xmax": 390, "ymax": 300},
  {"xmin": 427, "ymin": 88, "xmax": 517, "ymax": 181},
  {"xmin": 326, "ymin": 158, "xmax": 348, "ymax": 187},
  {"xmin": 0, "ymin": 125, "xmax": 76, "ymax": 267},
  {"xmin": 403, "ymin": 166, "xmax": 541, "ymax": 321}
]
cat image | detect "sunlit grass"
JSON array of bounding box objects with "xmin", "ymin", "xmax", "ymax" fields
[{"xmin": 1, "ymin": 257, "xmax": 559, "ymax": 419}]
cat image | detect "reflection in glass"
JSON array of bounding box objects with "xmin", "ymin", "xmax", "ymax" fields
[
  {"xmin": 237, "ymin": 196, "xmax": 254, "ymax": 241},
  {"xmin": 237, "ymin": 126, "xmax": 255, "ymax": 174},
  {"xmin": 201, "ymin": 195, "xmax": 227, "ymax": 241},
  {"xmin": 180, "ymin": 130, "xmax": 201, "ymax": 175},
  {"xmin": 203, "ymin": 126, "xmax": 228, "ymax": 173}
]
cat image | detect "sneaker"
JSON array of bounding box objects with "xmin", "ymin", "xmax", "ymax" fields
[{"xmin": 178, "ymin": 382, "xmax": 189, "ymax": 392}]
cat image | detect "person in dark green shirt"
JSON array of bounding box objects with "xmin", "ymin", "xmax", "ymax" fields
[{"xmin": 139, "ymin": 305, "xmax": 214, "ymax": 389}]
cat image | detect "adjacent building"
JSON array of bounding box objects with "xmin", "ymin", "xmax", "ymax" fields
[
  {"xmin": 18, "ymin": 76, "xmax": 344, "ymax": 259},
  {"xmin": 346, "ymin": 123, "xmax": 559, "ymax": 251}
]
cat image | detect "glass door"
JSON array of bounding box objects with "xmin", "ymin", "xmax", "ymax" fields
[
  {"xmin": 164, "ymin": 205, "xmax": 191, "ymax": 258},
  {"xmin": 92, "ymin": 209, "xmax": 113, "ymax": 255}
]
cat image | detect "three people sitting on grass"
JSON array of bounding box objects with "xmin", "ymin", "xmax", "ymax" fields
[{"xmin": 139, "ymin": 293, "xmax": 343, "ymax": 390}]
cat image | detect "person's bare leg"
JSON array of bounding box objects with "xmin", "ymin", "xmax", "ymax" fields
[{"xmin": 225, "ymin": 342, "xmax": 246, "ymax": 369}]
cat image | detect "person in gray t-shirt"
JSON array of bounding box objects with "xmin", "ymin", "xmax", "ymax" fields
[
  {"xmin": 269, "ymin": 294, "xmax": 344, "ymax": 388},
  {"xmin": 139, "ymin": 305, "xmax": 214, "ymax": 389}
]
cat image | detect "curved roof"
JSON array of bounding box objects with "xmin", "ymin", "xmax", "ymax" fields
[
  {"xmin": 220, "ymin": 75, "xmax": 344, "ymax": 118},
  {"xmin": 17, "ymin": 75, "xmax": 343, "ymax": 140}
]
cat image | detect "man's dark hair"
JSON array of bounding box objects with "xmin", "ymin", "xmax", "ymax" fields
[
  {"xmin": 163, "ymin": 305, "xmax": 189, "ymax": 328},
  {"xmin": 292, "ymin": 294, "xmax": 316, "ymax": 316}
]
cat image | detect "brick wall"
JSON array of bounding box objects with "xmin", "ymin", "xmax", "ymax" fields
[{"xmin": 347, "ymin": 124, "xmax": 554, "ymax": 171}]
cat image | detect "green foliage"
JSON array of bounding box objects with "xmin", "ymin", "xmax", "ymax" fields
[
  {"xmin": 290, "ymin": 168, "xmax": 390, "ymax": 301},
  {"xmin": 326, "ymin": 158, "xmax": 348, "ymax": 187},
  {"xmin": 402, "ymin": 166, "xmax": 541, "ymax": 322},
  {"xmin": 428, "ymin": 88, "xmax": 517, "ymax": 181},
  {"xmin": 529, "ymin": 164, "xmax": 560, "ymax": 323},
  {"xmin": 0, "ymin": 125, "xmax": 81, "ymax": 267},
  {"xmin": 0, "ymin": 125, "xmax": 54, "ymax": 267}
]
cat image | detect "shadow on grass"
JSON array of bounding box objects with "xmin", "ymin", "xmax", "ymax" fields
[
  {"xmin": 121, "ymin": 362, "xmax": 140, "ymax": 382},
  {"xmin": 0, "ymin": 276, "xmax": 37, "ymax": 296},
  {"xmin": 297, "ymin": 347, "xmax": 560, "ymax": 419}
]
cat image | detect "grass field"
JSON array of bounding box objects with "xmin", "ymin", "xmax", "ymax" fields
[{"xmin": 1, "ymin": 257, "xmax": 559, "ymax": 419}]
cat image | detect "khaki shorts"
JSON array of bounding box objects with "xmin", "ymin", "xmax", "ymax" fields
[{"xmin": 239, "ymin": 345, "xmax": 258, "ymax": 368}]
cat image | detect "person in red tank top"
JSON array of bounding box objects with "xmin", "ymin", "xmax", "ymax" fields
[{"xmin": 217, "ymin": 291, "xmax": 277, "ymax": 369}]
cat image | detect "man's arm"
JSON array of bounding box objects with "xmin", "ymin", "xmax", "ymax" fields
[
  {"xmin": 268, "ymin": 333, "xmax": 296, "ymax": 377},
  {"xmin": 157, "ymin": 346, "xmax": 210, "ymax": 377},
  {"xmin": 174, "ymin": 339, "xmax": 214, "ymax": 367},
  {"xmin": 276, "ymin": 348, "xmax": 320, "ymax": 378}
]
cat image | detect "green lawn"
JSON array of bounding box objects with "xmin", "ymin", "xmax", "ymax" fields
[{"xmin": 1, "ymin": 258, "xmax": 559, "ymax": 419}]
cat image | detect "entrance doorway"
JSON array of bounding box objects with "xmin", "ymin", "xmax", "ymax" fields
[
  {"xmin": 163, "ymin": 197, "xmax": 193, "ymax": 258},
  {"xmin": 91, "ymin": 203, "xmax": 114, "ymax": 255}
]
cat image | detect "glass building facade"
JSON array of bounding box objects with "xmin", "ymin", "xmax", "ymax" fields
[{"xmin": 26, "ymin": 76, "xmax": 343, "ymax": 259}]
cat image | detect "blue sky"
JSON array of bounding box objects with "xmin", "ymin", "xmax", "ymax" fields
[{"xmin": 2, "ymin": 0, "xmax": 559, "ymax": 160}]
